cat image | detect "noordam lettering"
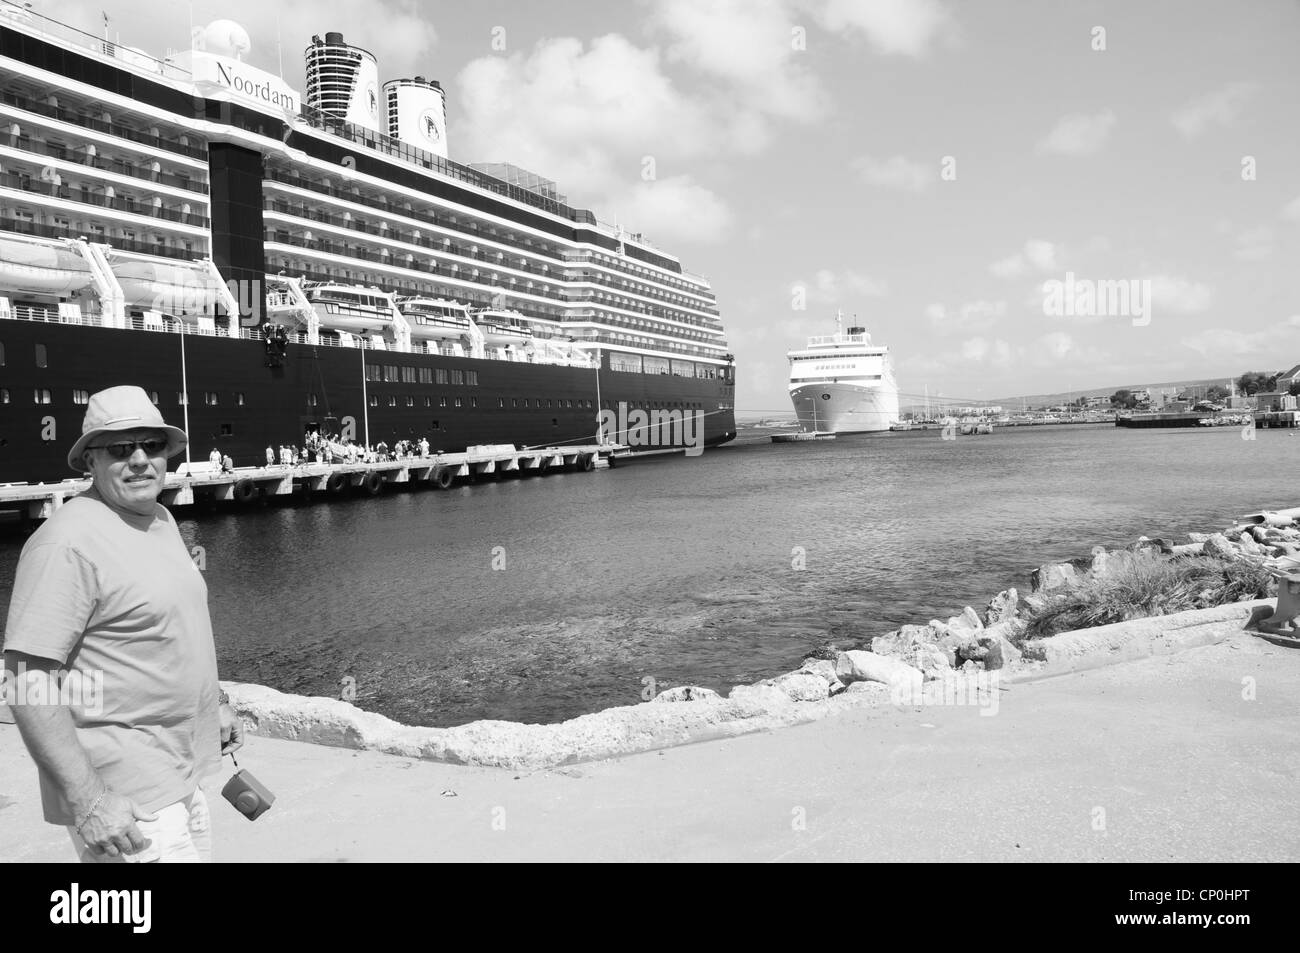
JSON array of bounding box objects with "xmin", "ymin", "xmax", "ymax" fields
[{"xmin": 215, "ymin": 62, "xmax": 297, "ymax": 111}]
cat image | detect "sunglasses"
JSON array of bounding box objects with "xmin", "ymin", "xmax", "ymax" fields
[{"xmin": 89, "ymin": 438, "xmax": 169, "ymax": 459}]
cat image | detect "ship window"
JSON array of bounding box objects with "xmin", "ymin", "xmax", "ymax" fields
[
  {"xmin": 306, "ymin": 394, "xmax": 316, "ymax": 407},
  {"xmin": 386, "ymin": 396, "xmax": 396, "ymax": 407},
  {"xmin": 439, "ymin": 397, "xmax": 447, "ymax": 408},
  {"xmin": 365, "ymin": 363, "xmax": 381, "ymax": 381},
  {"xmin": 238, "ymin": 393, "xmax": 246, "ymax": 406},
  {"xmin": 431, "ymin": 420, "xmax": 439, "ymax": 430},
  {"xmin": 451, "ymin": 369, "xmax": 464, "ymax": 385},
  {"xmin": 512, "ymin": 398, "xmax": 518, "ymax": 407},
  {"xmin": 205, "ymin": 391, "xmax": 219, "ymax": 405},
  {"xmin": 1, "ymin": 388, "xmax": 8, "ymax": 403},
  {"xmin": 369, "ymin": 395, "xmax": 379, "ymax": 407},
  {"xmin": 523, "ymin": 399, "xmax": 530, "ymax": 408},
  {"xmin": 401, "ymin": 366, "xmax": 416, "ymax": 383},
  {"xmin": 73, "ymin": 389, "xmax": 89, "ymax": 404},
  {"xmin": 498, "ymin": 398, "xmax": 505, "ymax": 409},
  {"xmin": 384, "ymin": 364, "xmax": 399, "ymax": 382},
  {"xmin": 471, "ymin": 397, "xmax": 478, "ymax": 408},
  {"xmin": 177, "ymin": 392, "xmax": 187, "ymax": 405},
  {"xmin": 33, "ymin": 388, "xmax": 51, "ymax": 404},
  {"xmin": 149, "ymin": 391, "xmax": 159, "ymax": 404},
  {"xmin": 466, "ymin": 371, "xmax": 478, "ymax": 386},
  {"xmin": 418, "ymin": 368, "xmax": 433, "ymax": 384},
  {"xmin": 454, "ymin": 397, "xmax": 462, "ymax": 408},
  {"xmin": 35, "ymin": 343, "xmax": 47, "ymax": 367},
  {"xmin": 0, "ymin": 341, "xmax": 5, "ymax": 365},
  {"xmin": 424, "ymin": 397, "xmax": 431, "ymax": 408},
  {"xmin": 405, "ymin": 396, "xmax": 414, "ymax": 407},
  {"xmin": 435, "ymin": 368, "xmax": 448, "ymax": 384}
]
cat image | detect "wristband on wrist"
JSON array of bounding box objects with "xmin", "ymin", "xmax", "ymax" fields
[{"xmin": 74, "ymin": 787, "xmax": 108, "ymax": 835}]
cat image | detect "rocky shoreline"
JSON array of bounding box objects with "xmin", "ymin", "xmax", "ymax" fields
[{"xmin": 223, "ymin": 511, "xmax": 1290, "ymax": 770}]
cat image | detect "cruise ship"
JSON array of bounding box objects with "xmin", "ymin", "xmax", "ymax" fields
[
  {"xmin": 0, "ymin": 5, "xmax": 735, "ymax": 483},
  {"xmin": 786, "ymin": 312, "xmax": 899, "ymax": 433}
]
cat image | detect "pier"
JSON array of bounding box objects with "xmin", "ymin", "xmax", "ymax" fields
[{"xmin": 0, "ymin": 444, "xmax": 620, "ymax": 523}]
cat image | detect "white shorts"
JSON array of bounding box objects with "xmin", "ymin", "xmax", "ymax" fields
[{"xmin": 67, "ymin": 788, "xmax": 212, "ymax": 863}]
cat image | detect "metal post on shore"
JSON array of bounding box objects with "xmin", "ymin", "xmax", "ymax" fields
[
  {"xmin": 594, "ymin": 346, "xmax": 602, "ymax": 444},
  {"xmin": 179, "ymin": 325, "xmax": 191, "ymax": 468},
  {"xmin": 360, "ymin": 345, "xmax": 370, "ymax": 450}
]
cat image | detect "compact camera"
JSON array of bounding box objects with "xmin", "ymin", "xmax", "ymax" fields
[{"xmin": 221, "ymin": 768, "xmax": 276, "ymax": 820}]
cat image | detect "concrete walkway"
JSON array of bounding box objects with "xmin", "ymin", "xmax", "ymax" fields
[{"xmin": 2, "ymin": 633, "xmax": 1297, "ymax": 862}]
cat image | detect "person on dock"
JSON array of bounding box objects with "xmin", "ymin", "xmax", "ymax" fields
[
  {"xmin": 265, "ymin": 445, "xmax": 274, "ymax": 467},
  {"xmin": 1, "ymin": 385, "xmax": 243, "ymax": 863}
]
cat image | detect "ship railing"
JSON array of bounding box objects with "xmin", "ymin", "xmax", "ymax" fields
[
  {"xmin": 0, "ymin": 1, "xmax": 192, "ymax": 84},
  {"xmin": 804, "ymin": 333, "xmax": 871, "ymax": 347},
  {"xmin": 0, "ymin": 92, "xmax": 206, "ymax": 161},
  {"xmin": 0, "ymin": 215, "xmax": 202, "ymax": 260},
  {"xmin": 126, "ymin": 315, "xmax": 225, "ymax": 336},
  {"xmin": 0, "ymin": 134, "xmax": 209, "ymax": 194},
  {"xmin": 0, "ymin": 171, "xmax": 209, "ymax": 227},
  {"xmin": 1, "ymin": 304, "xmax": 105, "ymax": 327}
]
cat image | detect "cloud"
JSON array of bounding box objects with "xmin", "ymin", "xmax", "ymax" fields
[
  {"xmin": 1232, "ymin": 225, "xmax": 1273, "ymax": 261},
  {"xmin": 915, "ymin": 332, "xmax": 1107, "ymax": 378},
  {"xmin": 648, "ymin": 0, "xmax": 828, "ymax": 122},
  {"xmin": 798, "ymin": 269, "xmax": 889, "ymax": 304},
  {"xmin": 989, "ymin": 239, "xmax": 1060, "ymax": 277},
  {"xmin": 1171, "ymin": 82, "xmax": 1257, "ymax": 138},
  {"xmin": 850, "ymin": 154, "xmax": 932, "ymax": 192},
  {"xmin": 615, "ymin": 176, "xmax": 733, "ymax": 244},
  {"xmin": 1181, "ymin": 316, "xmax": 1300, "ymax": 357},
  {"xmin": 926, "ymin": 300, "xmax": 1006, "ymax": 332},
  {"xmin": 1148, "ymin": 275, "xmax": 1212, "ymax": 314},
  {"xmin": 1036, "ymin": 110, "xmax": 1116, "ymax": 156},
  {"xmin": 816, "ymin": 0, "xmax": 957, "ymax": 56}
]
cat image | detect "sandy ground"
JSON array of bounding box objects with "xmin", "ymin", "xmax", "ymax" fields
[{"xmin": 2, "ymin": 633, "xmax": 1297, "ymax": 863}]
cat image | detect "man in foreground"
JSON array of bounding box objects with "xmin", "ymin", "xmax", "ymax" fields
[{"xmin": 2, "ymin": 385, "xmax": 242, "ymax": 862}]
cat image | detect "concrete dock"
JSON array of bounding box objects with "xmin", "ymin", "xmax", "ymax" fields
[{"xmin": 0, "ymin": 443, "xmax": 620, "ymax": 522}]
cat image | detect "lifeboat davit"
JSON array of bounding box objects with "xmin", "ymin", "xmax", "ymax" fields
[{"xmin": 0, "ymin": 238, "xmax": 94, "ymax": 295}]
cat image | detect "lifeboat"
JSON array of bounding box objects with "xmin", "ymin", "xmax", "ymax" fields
[
  {"xmin": 397, "ymin": 296, "xmax": 472, "ymax": 341},
  {"xmin": 0, "ymin": 238, "xmax": 94, "ymax": 295},
  {"xmin": 113, "ymin": 260, "xmax": 222, "ymax": 309},
  {"xmin": 307, "ymin": 283, "xmax": 395, "ymax": 333},
  {"xmin": 474, "ymin": 308, "xmax": 533, "ymax": 346}
]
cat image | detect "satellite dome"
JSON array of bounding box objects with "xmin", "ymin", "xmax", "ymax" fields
[{"xmin": 197, "ymin": 20, "xmax": 251, "ymax": 59}]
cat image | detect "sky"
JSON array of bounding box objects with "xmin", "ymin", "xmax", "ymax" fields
[{"xmin": 51, "ymin": 0, "xmax": 1300, "ymax": 413}]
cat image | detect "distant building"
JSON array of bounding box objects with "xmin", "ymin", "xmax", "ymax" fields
[
  {"xmin": 1277, "ymin": 364, "xmax": 1300, "ymax": 391},
  {"xmin": 1132, "ymin": 388, "xmax": 1153, "ymax": 406}
]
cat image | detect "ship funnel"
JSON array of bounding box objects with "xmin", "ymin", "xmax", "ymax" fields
[{"xmin": 325, "ymin": 31, "xmax": 344, "ymax": 44}]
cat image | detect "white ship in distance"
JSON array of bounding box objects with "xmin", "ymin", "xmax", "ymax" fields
[{"xmin": 787, "ymin": 311, "xmax": 900, "ymax": 433}]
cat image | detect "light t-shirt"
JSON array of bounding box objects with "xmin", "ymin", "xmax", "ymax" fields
[{"xmin": 2, "ymin": 493, "xmax": 222, "ymax": 824}]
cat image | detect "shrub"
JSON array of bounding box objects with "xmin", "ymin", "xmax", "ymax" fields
[{"xmin": 1024, "ymin": 552, "xmax": 1276, "ymax": 639}]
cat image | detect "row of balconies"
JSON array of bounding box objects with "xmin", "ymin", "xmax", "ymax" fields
[
  {"xmin": 0, "ymin": 89, "xmax": 206, "ymax": 161},
  {"xmin": 0, "ymin": 211, "xmax": 201, "ymax": 260},
  {"xmin": 0, "ymin": 130, "xmax": 208, "ymax": 193},
  {"xmin": 0, "ymin": 165, "xmax": 208, "ymax": 228},
  {"xmin": 264, "ymin": 166, "xmax": 717, "ymax": 307}
]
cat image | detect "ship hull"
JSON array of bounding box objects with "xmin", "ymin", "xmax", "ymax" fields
[
  {"xmin": 789, "ymin": 381, "xmax": 899, "ymax": 434},
  {"xmin": 0, "ymin": 321, "xmax": 735, "ymax": 483}
]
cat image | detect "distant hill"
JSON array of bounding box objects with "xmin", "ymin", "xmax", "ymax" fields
[{"xmin": 903, "ymin": 377, "xmax": 1246, "ymax": 412}]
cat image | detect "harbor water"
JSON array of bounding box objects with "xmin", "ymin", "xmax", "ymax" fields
[{"xmin": 1, "ymin": 423, "xmax": 1294, "ymax": 728}]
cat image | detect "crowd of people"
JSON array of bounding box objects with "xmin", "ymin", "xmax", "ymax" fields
[{"xmin": 201, "ymin": 434, "xmax": 436, "ymax": 471}]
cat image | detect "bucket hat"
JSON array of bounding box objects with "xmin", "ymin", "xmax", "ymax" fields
[{"xmin": 67, "ymin": 385, "xmax": 188, "ymax": 473}]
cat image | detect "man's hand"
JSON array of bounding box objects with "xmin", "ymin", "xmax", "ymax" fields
[
  {"xmin": 219, "ymin": 703, "xmax": 244, "ymax": 755},
  {"xmin": 79, "ymin": 790, "xmax": 158, "ymax": 859}
]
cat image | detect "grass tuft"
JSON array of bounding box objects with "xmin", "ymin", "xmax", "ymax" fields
[{"xmin": 1024, "ymin": 552, "xmax": 1276, "ymax": 640}]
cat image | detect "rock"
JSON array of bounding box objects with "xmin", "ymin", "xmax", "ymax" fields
[
  {"xmin": 946, "ymin": 606, "xmax": 984, "ymax": 635},
  {"xmin": 834, "ymin": 650, "xmax": 924, "ymax": 690},
  {"xmin": 801, "ymin": 644, "xmax": 840, "ymax": 663},
  {"xmin": 908, "ymin": 643, "xmax": 953, "ymax": 680},
  {"xmin": 727, "ymin": 684, "xmax": 794, "ymax": 707},
  {"xmin": 1187, "ymin": 532, "xmax": 1210, "ymax": 543},
  {"xmin": 960, "ymin": 659, "xmax": 983, "ymax": 673},
  {"xmin": 765, "ymin": 671, "xmax": 831, "ymax": 702},
  {"xmin": 798, "ymin": 657, "xmax": 844, "ymax": 691},
  {"xmin": 985, "ymin": 618, "xmax": 1029, "ymax": 652},
  {"xmin": 1237, "ymin": 533, "xmax": 1264, "ymax": 556},
  {"xmin": 844, "ymin": 681, "xmax": 893, "ymax": 701},
  {"xmin": 650, "ymin": 685, "xmax": 721, "ymax": 704},
  {"xmin": 1249, "ymin": 525, "xmax": 1270, "ymax": 543},
  {"xmin": 1089, "ymin": 546, "xmax": 1110, "ymax": 576},
  {"xmin": 1202, "ymin": 534, "xmax": 1235, "ymax": 560},
  {"xmin": 1030, "ymin": 562, "xmax": 1078, "ymax": 593},
  {"xmin": 984, "ymin": 588, "xmax": 1019, "ymax": 626},
  {"xmin": 871, "ymin": 623, "xmax": 943, "ymax": 658},
  {"xmin": 1130, "ymin": 536, "xmax": 1173, "ymax": 554}
]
